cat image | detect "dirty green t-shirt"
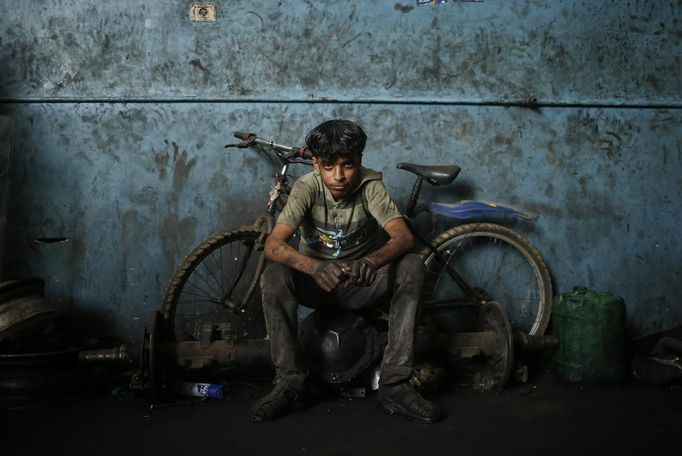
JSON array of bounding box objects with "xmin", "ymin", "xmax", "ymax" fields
[{"xmin": 276, "ymin": 167, "xmax": 403, "ymax": 260}]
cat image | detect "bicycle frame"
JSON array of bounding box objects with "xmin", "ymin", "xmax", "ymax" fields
[{"xmin": 227, "ymin": 139, "xmax": 311, "ymax": 315}]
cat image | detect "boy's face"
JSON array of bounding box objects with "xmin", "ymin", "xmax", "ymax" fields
[{"xmin": 312, "ymin": 154, "xmax": 362, "ymax": 201}]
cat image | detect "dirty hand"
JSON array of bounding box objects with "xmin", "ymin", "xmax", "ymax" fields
[
  {"xmin": 311, "ymin": 261, "xmax": 348, "ymax": 292},
  {"xmin": 338, "ymin": 258, "xmax": 378, "ymax": 287}
]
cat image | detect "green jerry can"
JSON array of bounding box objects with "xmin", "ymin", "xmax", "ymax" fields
[{"xmin": 553, "ymin": 287, "xmax": 627, "ymax": 384}]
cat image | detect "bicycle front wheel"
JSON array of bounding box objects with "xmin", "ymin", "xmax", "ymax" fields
[
  {"xmin": 161, "ymin": 227, "xmax": 266, "ymax": 341},
  {"xmin": 420, "ymin": 223, "xmax": 552, "ymax": 336}
]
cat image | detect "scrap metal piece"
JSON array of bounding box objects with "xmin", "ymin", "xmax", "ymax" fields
[
  {"xmin": 173, "ymin": 338, "xmax": 271, "ymax": 370},
  {"xmin": 514, "ymin": 332, "xmax": 559, "ymax": 351},
  {"xmin": 78, "ymin": 344, "xmax": 137, "ymax": 364},
  {"xmin": 478, "ymin": 301, "xmax": 514, "ymax": 387}
]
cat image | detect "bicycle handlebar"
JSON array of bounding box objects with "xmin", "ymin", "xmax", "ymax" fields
[
  {"xmin": 227, "ymin": 131, "xmax": 312, "ymax": 162},
  {"xmin": 233, "ymin": 131, "xmax": 255, "ymax": 142}
]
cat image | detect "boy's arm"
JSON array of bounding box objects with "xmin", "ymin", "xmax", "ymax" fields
[
  {"xmin": 364, "ymin": 217, "xmax": 415, "ymax": 268},
  {"xmin": 264, "ymin": 223, "xmax": 348, "ymax": 292},
  {"xmin": 339, "ymin": 217, "xmax": 415, "ymax": 287},
  {"xmin": 360, "ymin": 180, "xmax": 415, "ymax": 268}
]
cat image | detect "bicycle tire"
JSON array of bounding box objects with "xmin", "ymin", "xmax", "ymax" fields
[
  {"xmin": 161, "ymin": 227, "xmax": 266, "ymax": 341},
  {"xmin": 419, "ymin": 223, "xmax": 552, "ymax": 336}
]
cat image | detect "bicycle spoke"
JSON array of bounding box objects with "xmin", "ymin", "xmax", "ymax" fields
[
  {"xmin": 219, "ymin": 242, "xmax": 225, "ymax": 293},
  {"xmin": 226, "ymin": 241, "xmax": 255, "ymax": 299},
  {"xmin": 470, "ymin": 237, "xmax": 487, "ymax": 291},
  {"xmin": 423, "ymin": 224, "xmax": 552, "ymax": 335},
  {"xmin": 183, "ymin": 275, "xmax": 222, "ymax": 301},
  {"xmin": 174, "ymin": 311, "xmax": 224, "ymax": 318},
  {"xmin": 488, "ymin": 244, "xmax": 513, "ymax": 293},
  {"xmin": 175, "ymin": 297, "xmax": 222, "ymax": 307},
  {"xmin": 429, "ymin": 240, "xmax": 465, "ymax": 299},
  {"xmin": 204, "ymin": 248, "xmax": 227, "ymax": 296},
  {"xmin": 163, "ymin": 229, "xmax": 267, "ymax": 341},
  {"xmin": 176, "ymin": 289, "xmax": 223, "ymax": 301}
]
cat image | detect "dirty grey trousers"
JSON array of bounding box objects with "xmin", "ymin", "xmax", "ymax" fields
[{"xmin": 260, "ymin": 253, "xmax": 424, "ymax": 390}]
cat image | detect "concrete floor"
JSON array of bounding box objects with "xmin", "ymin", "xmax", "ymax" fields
[{"xmin": 2, "ymin": 368, "xmax": 680, "ymax": 456}]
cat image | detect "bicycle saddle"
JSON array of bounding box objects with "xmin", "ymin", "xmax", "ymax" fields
[{"xmin": 396, "ymin": 163, "xmax": 461, "ymax": 186}]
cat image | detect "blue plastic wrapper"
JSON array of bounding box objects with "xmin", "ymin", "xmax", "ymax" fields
[{"xmin": 172, "ymin": 381, "xmax": 224, "ymax": 399}]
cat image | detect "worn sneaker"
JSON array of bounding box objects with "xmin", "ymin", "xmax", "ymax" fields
[
  {"xmin": 378, "ymin": 381, "xmax": 441, "ymax": 424},
  {"xmin": 249, "ymin": 379, "xmax": 308, "ymax": 423}
]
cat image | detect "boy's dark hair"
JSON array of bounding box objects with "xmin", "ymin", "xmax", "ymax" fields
[{"xmin": 305, "ymin": 119, "xmax": 367, "ymax": 160}]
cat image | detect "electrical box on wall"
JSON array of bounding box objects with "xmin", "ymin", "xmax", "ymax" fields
[{"xmin": 190, "ymin": 3, "xmax": 217, "ymax": 22}]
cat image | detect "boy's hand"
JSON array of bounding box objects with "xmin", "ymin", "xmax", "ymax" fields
[
  {"xmin": 339, "ymin": 258, "xmax": 378, "ymax": 287},
  {"xmin": 311, "ymin": 261, "xmax": 348, "ymax": 292}
]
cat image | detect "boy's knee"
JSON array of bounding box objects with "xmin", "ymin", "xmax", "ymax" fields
[
  {"xmin": 395, "ymin": 253, "xmax": 425, "ymax": 283},
  {"xmin": 261, "ymin": 263, "xmax": 295, "ymax": 294}
]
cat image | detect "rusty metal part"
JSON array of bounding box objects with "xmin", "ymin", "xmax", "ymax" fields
[
  {"xmin": 447, "ymin": 301, "xmax": 514, "ymax": 389},
  {"xmin": 513, "ymin": 332, "xmax": 559, "ymax": 351},
  {"xmin": 88, "ymin": 303, "xmax": 519, "ymax": 394},
  {"xmin": 128, "ymin": 311, "xmax": 163, "ymax": 397},
  {"xmin": 78, "ymin": 344, "xmax": 138, "ymax": 364},
  {"xmin": 479, "ymin": 301, "xmax": 514, "ymax": 387},
  {"xmin": 448, "ymin": 331, "xmax": 496, "ymax": 358},
  {"xmin": 1, "ymin": 335, "xmax": 97, "ymax": 367},
  {"xmin": 171, "ymin": 339, "xmax": 271, "ymax": 370},
  {"xmin": 126, "ymin": 315, "xmax": 270, "ymax": 399},
  {"xmin": 173, "ymin": 319, "xmax": 269, "ymax": 370}
]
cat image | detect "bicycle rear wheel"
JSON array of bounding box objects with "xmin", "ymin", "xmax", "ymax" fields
[
  {"xmin": 420, "ymin": 223, "xmax": 552, "ymax": 336},
  {"xmin": 161, "ymin": 227, "xmax": 266, "ymax": 341}
]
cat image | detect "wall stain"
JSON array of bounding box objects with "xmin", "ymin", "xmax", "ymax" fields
[
  {"xmin": 154, "ymin": 150, "xmax": 169, "ymax": 180},
  {"xmin": 393, "ymin": 3, "xmax": 414, "ymax": 14},
  {"xmin": 129, "ymin": 185, "xmax": 159, "ymax": 206},
  {"xmin": 189, "ymin": 58, "xmax": 210, "ymax": 83},
  {"xmin": 120, "ymin": 210, "xmax": 138, "ymax": 292},
  {"xmin": 209, "ymin": 171, "xmax": 229, "ymax": 197},
  {"xmin": 597, "ymin": 131, "xmax": 623, "ymax": 161},
  {"xmin": 170, "ymin": 141, "xmax": 198, "ymax": 190},
  {"xmin": 159, "ymin": 215, "xmax": 199, "ymax": 275},
  {"xmin": 153, "ymin": 141, "xmax": 198, "ymax": 188}
]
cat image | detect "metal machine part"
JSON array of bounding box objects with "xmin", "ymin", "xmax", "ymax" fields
[
  {"xmin": 81, "ymin": 301, "xmax": 547, "ymax": 396},
  {"xmin": 445, "ymin": 301, "xmax": 515, "ymax": 389},
  {"xmin": 478, "ymin": 301, "xmax": 515, "ymax": 387},
  {"xmin": 78, "ymin": 344, "xmax": 137, "ymax": 364},
  {"xmin": 514, "ymin": 332, "xmax": 559, "ymax": 352}
]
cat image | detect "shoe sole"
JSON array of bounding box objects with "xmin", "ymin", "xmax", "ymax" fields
[
  {"xmin": 379, "ymin": 402, "xmax": 440, "ymax": 424},
  {"xmin": 249, "ymin": 400, "xmax": 309, "ymax": 423}
]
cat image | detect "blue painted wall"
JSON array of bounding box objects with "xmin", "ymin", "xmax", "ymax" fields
[{"xmin": 1, "ymin": 1, "xmax": 680, "ymax": 341}]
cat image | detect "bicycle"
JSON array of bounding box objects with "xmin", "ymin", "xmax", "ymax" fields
[{"xmin": 160, "ymin": 131, "xmax": 552, "ymax": 356}]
